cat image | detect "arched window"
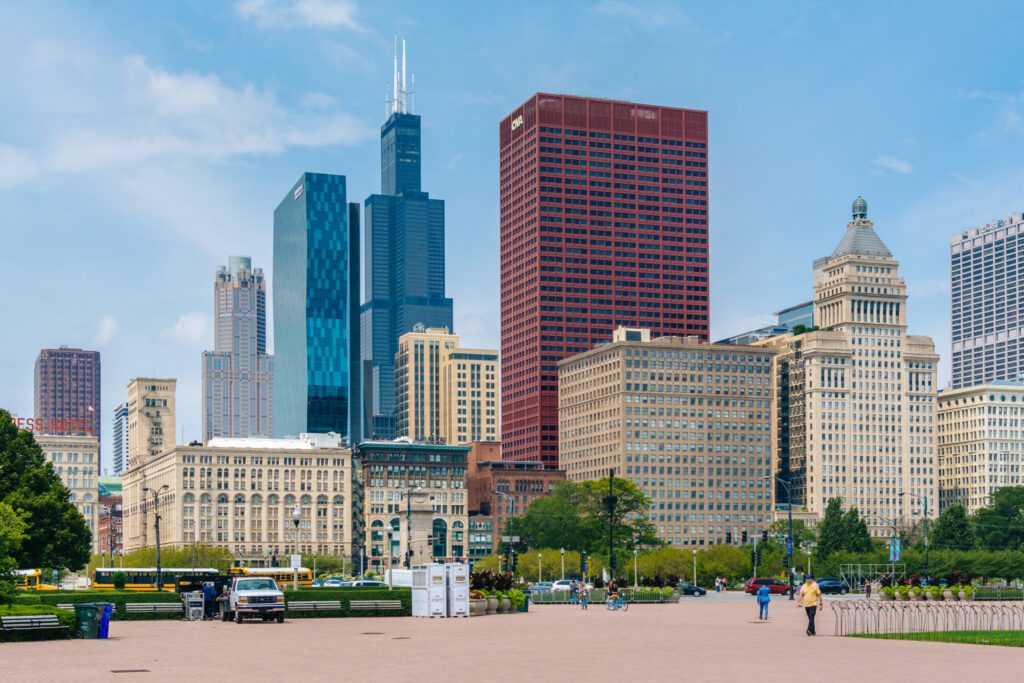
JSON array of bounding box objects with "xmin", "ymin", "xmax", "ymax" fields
[
  {"xmin": 267, "ymin": 494, "xmax": 279, "ymax": 506},
  {"xmin": 432, "ymin": 519, "xmax": 448, "ymax": 559},
  {"xmin": 300, "ymin": 494, "xmax": 312, "ymax": 505},
  {"xmin": 218, "ymin": 494, "xmax": 229, "ymax": 505},
  {"xmin": 183, "ymin": 493, "xmax": 195, "ymax": 504},
  {"xmin": 251, "ymin": 494, "xmax": 263, "ymax": 507},
  {"xmin": 234, "ymin": 494, "xmax": 245, "ymax": 505}
]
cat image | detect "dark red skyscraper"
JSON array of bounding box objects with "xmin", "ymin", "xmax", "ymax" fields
[
  {"xmin": 34, "ymin": 346, "xmax": 101, "ymax": 458},
  {"xmin": 499, "ymin": 94, "xmax": 709, "ymax": 466}
]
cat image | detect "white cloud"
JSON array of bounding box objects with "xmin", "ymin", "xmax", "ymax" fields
[
  {"xmin": 0, "ymin": 54, "xmax": 371, "ymax": 184},
  {"xmin": 872, "ymin": 155, "xmax": 913, "ymax": 175},
  {"xmin": 93, "ymin": 315, "xmax": 119, "ymax": 345},
  {"xmin": 237, "ymin": 0, "xmax": 365, "ymax": 31},
  {"xmin": 592, "ymin": 0, "xmax": 683, "ymax": 29},
  {"xmin": 163, "ymin": 312, "xmax": 211, "ymax": 346}
]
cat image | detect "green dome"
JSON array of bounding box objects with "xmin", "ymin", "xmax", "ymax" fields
[{"xmin": 852, "ymin": 196, "xmax": 868, "ymax": 219}]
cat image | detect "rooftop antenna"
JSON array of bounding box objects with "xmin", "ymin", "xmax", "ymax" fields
[
  {"xmin": 410, "ymin": 73, "xmax": 415, "ymax": 114},
  {"xmin": 401, "ymin": 36, "xmax": 407, "ymax": 113},
  {"xmin": 392, "ymin": 33, "xmax": 399, "ymax": 115}
]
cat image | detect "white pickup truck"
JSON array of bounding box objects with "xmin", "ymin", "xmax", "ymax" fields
[{"xmin": 222, "ymin": 576, "xmax": 286, "ymax": 624}]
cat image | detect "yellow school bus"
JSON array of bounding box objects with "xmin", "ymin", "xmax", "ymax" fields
[
  {"xmin": 14, "ymin": 569, "xmax": 59, "ymax": 590},
  {"xmin": 93, "ymin": 567, "xmax": 221, "ymax": 591},
  {"xmin": 229, "ymin": 566, "xmax": 313, "ymax": 588}
]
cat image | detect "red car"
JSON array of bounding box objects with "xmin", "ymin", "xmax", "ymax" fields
[{"xmin": 745, "ymin": 578, "xmax": 792, "ymax": 596}]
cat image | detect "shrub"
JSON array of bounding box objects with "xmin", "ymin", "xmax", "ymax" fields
[
  {"xmin": 911, "ymin": 585, "xmax": 921, "ymax": 596},
  {"xmin": 963, "ymin": 585, "xmax": 974, "ymax": 598},
  {"xmin": 112, "ymin": 572, "xmax": 126, "ymax": 590},
  {"xmin": 896, "ymin": 585, "xmax": 909, "ymax": 596},
  {"xmin": 929, "ymin": 585, "xmax": 942, "ymax": 599},
  {"xmin": 508, "ymin": 589, "xmax": 526, "ymax": 609},
  {"xmin": 880, "ymin": 586, "xmax": 894, "ymax": 597}
]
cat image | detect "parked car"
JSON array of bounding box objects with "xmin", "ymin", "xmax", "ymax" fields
[
  {"xmin": 531, "ymin": 581, "xmax": 554, "ymax": 592},
  {"xmin": 347, "ymin": 580, "xmax": 388, "ymax": 588},
  {"xmin": 322, "ymin": 579, "xmax": 344, "ymax": 588},
  {"xmin": 311, "ymin": 579, "xmax": 324, "ymax": 588},
  {"xmin": 745, "ymin": 578, "xmax": 792, "ymax": 596},
  {"xmin": 551, "ymin": 580, "xmax": 574, "ymax": 592},
  {"xmin": 223, "ymin": 576, "xmax": 285, "ymax": 624},
  {"xmin": 816, "ymin": 578, "xmax": 851, "ymax": 595},
  {"xmin": 675, "ymin": 582, "xmax": 707, "ymax": 596}
]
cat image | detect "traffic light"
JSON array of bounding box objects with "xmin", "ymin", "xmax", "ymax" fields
[
  {"xmin": 511, "ymin": 549, "xmax": 519, "ymax": 572},
  {"xmin": 742, "ymin": 530, "xmax": 748, "ymax": 545},
  {"xmin": 725, "ymin": 531, "xmax": 732, "ymax": 545},
  {"xmin": 762, "ymin": 530, "xmax": 768, "ymax": 543},
  {"xmin": 750, "ymin": 549, "xmax": 756, "ymax": 571}
]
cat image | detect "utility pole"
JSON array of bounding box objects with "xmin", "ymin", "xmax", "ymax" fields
[{"xmin": 771, "ymin": 476, "xmax": 795, "ymax": 600}]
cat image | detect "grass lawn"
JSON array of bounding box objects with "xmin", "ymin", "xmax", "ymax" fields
[{"xmin": 853, "ymin": 630, "xmax": 1024, "ymax": 647}]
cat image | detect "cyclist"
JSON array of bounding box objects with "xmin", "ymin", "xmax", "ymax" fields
[{"xmin": 607, "ymin": 578, "xmax": 621, "ymax": 608}]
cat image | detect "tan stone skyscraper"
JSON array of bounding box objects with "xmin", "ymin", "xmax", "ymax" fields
[
  {"xmin": 126, "ymin": 378, "xmax": 176, "ymax": 470},
  {"xmin": 394, "ymin": 326, "xmax": 499, "ymax": 444},
  {"xmin": 758, "ymin": 198, "xmax": 938, "ymax": 536}
]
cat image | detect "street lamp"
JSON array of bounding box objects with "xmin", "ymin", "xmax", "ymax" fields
[
  {"xmin": 99, "ymin": 504, "xmax": 115, "ymax": 568},
  {"xmin": 141, "ymin": 485, "xmax": 169, "ymax": 592},
  {"xmin": 402, "ymin": 486, "xmax": 423, "ymax": 568},
  {"xmin": 291, "ymin": 505, "xmax": 301, "ymax": 590},
  {"xmin": 691, "ymin": 549, "xmax": 697, "ymax": 586},
  {"xmin": 899, "ymin": 491, "xmax": 930, "ymax": 583},
  {"xmin": 560, "ymin": 547, "xmax": 565, "ymax": 581},
  {"xmin": 537, "ymin": 552, "xmax": 542, "ymax": 583},
  {"xmin": 769, "ymin": 476, "xmax": 795, "ymax": 600},
  {"xmin": 633, "ymin": 547, "xmax": 639, "ymax": 589}
]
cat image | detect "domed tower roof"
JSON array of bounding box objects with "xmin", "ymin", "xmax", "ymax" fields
[
  {"xmin": 831, "ymin": 197, "xmax": 893, "ymax": 258},
  {"xmin": 852, "ymin": 196, "xmax": 868, "ymax": 219}
]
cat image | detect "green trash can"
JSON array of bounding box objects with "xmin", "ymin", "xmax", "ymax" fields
[{"xmin": 74, "ymin": 603, "xmax": 101, "ymax": 639}]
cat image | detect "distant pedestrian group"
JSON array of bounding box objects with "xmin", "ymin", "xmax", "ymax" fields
[{"xmin": 714, "ymin": 577, "xmax": 727, "ymax": 593}]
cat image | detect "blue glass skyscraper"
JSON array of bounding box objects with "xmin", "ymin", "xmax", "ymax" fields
[
  {"xmin": 361, "ymin": 41, "xmax": 453, "ymax": 439},
  {"xmin": 273, "ymin": 172, "xmax": 362, "ymax": 442}
]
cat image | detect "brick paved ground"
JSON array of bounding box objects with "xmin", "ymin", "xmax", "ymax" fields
[{"xmin": 1, "ymin": 598, "xmax": 1021, "ymax": 682}]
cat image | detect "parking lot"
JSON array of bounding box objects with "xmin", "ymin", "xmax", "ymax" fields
[{"xmin": 2, "ymin": 598, "xmax": 1020, "ymax": 682}]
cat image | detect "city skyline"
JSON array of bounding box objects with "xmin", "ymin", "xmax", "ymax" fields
[{"xmin": 3, "ymin": 2, "xmax": 1024, "ymax": 459}]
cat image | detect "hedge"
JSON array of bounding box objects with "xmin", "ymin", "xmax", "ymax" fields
[
  {"xmin": 284, "ymin": 587, "xmax": 411, "ymax": 618},
  {"xmin": 0, "ymin": 604, "xmax": 76, "ymax": 642},
  {"xmin": 14, "ymin": 590, "xmax": 183, "ymax": 621}
]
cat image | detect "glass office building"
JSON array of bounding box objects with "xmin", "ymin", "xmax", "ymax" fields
[{"xmin": 273, "ymin": 173, "xmax": 361, "ymax": 441}]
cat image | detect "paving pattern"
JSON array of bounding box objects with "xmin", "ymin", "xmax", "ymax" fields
[{"xmin": 1, "ymin": 597, "xmax": 1021, "ymax": 682}]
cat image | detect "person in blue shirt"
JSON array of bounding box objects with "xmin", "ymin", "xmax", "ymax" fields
[{"xmin": 756, "ymin": 583, "xmax": 771, "ymax": 620}]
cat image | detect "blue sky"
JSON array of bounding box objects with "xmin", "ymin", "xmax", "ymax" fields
[{"xmin": 2, "ymin": 1, "xmax": 1023, "ymax": 469}]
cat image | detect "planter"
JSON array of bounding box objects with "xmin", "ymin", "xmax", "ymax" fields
[
  {"xmin": 880, "ymin": 591, "xmax": 894, "ymax": 601},
  {"xmin": 470, "ymin": 599, "xmax": 488, "ymax": 617},
  {"xmin": 486, "ymin": 597, "xmax": 499, "ymax": 615},
  {"xmin": 961, "ymin": 592, "xmax": 974, "ymax": 601},
  {"xmin": 911, "ymin": 591, "xmax": 924, "ymax": 601},
  {"xmin": 896, "ymin": 592, "xmax": 909, "ymax": 601},
  {"xmin": 944, "ymin": 590, "xmax": 956, "ymax": 601},
  {"xmin": 500, "ymin": 597, "xmax": 512, "ymax": 613}
]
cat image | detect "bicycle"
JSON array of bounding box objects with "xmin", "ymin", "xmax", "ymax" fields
[{"xmin": 606, "ymin": 594, "xmax": 628, "ymax": 611}]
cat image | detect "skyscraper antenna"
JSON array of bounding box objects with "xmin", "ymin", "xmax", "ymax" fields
[
  {"xmin": 402, "ymin": 36, "xmax": 407, "ymax": 113},
  {"xmin": 410, "ymin": 73, "xmax": 415, "ymax": 114},
  {"xmin": 392, "ymin": 33, "xmax": 399, "ymax": 115}
]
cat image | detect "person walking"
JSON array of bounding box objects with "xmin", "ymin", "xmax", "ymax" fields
[
  {"xmin": 570, "ymin": 581, "xmax": 579, "ymax": 605},
  {"xmin": 579, "ymin": 583, "xmax": 589, "ymax": 611},
  {"xmin": 756, "ymin": 582, "xmax": 771, "ymax": 620},
  {"xmin": 796, "ymin": 574, "xmax": 824, "ymax": 636},
  {"xmin": 202, "ymin": 581, "xmax": 218, "ymax": 620},
  {"xmin": 863, "ymin": 579, "xmax": 871, "ymax": 600}
]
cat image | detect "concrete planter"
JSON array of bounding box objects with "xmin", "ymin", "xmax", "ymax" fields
[
  {"xmin": 500, "ymin": 597, "xmax": 512, "ymax": 613},
  {"xmin": 486, "ymin": 597, "xmax": 499, "ymax": 615},
  {"xmin": 944, "ymin": 590, "xmax": 958, "ymax": 601},
  {"xmin": 470, "ymin": 599, "xmax": 488, "ymax": 617},
  {"xmin": 896, "ymin": 591, "xmax": 910, "ymax": 601},
  {"xmin": 911, "ymin": 591, "xmax": 924, "ymax": 601}
]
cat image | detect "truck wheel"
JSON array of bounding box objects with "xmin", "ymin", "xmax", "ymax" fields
[
  {"xmin": 276, "ymin": 614, "xmax": 285, "ymax": 624},
  {"xmin": 235, "ymin": 610, "xmax": 243, "ymax": 624}
]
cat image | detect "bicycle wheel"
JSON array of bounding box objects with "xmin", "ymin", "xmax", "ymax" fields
[
  {"xmin": 606, "ymin": 600, "xmax": 613, "ymax": 611},
  {"xmin": 622, "ymin": 599, "xmax": 628, "ymax": 612}
]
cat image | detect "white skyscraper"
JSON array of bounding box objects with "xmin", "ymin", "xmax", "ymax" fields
[{"xmin": 201, "ymin": 256, "xmax": 274, "ymax": 441}]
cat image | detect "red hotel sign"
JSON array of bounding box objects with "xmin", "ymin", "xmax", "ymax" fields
[{"xmin": 14, "ymin": 417, "xmax": 93, "ymax": 434}]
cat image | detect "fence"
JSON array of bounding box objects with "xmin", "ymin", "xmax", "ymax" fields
[
  {"xmin": 832, "ymin": 600, "xmax": 1024, "ymax": 645},
  {"xmin": 529, "ymin": 588, "xmax": 670, "ymax": 604}
]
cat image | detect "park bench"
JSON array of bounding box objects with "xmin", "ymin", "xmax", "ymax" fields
[
  {"xmin": 349, "ymin": 599, "xmax": 404, "ymax": 616},
  {"xmin": 287, "ymin": 600, "xmax": 342, "ymax": 613},
  {"xmin": 55, "ymin": 604, "xmax": 73, "ymax": 611},
  {"xmin": 125, "ymin": 602, "xmax": 183, "ymax": 614},
  {"xmin": 1, "ymin": 614, "xmax": 68, "ymax": 640}
]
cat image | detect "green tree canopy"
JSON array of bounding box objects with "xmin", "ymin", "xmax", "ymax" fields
[
  {"xmin": 117, "ymin": 544, "xmax": 236, "ymax": 573},
  {"xmin": 768, "ymin": 518, "xmax": 816, "ymax": 545},
  {"xmin": 973, "ymin": 487, "xmax": 1024, "ymax": 551},
  {"xmin": 507, "ymin": 477, "xmax": 659, "ymax": 558},
  {"xmin": 841, "ymin": 506, "xmax": 873, "ymax": 553},
  {"xmin": 0, "ymin": 410, "xmax": 91, "ymax": 571},
  {"xmin": 814, "ymin": 498, "xmax": 871, "ymax": 561},
  {"xmin": 0, "ymin": 501, "xmax": 27, "ymax": 603},
  {"xmin": 930, "ymin": 504, "xmax": 977, "ymax": 551}
]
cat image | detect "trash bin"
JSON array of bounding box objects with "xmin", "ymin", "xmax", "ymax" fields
[
  {"xmin": 98, "ymin": 603, "xmax": 114, "ymax": 639},
  {"xmin": 74, "ymin": 603, "xmax": 101, "ymax": 639}
]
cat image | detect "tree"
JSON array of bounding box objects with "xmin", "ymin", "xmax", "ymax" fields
[
  {"xmin": 118, "ymin": 544, "xmax": 235, "ymax": 572},
  {"xmin": 0, "ymin": 410, "xmax": 91, "ymax": 571},
  {"xmin": 814, "ymin": 498, "xmax": 846, "ymax": 562},
  {"xmin": 507, "ymin": 477, "xmax": 659, "ymax": 558},
  {"xmin": 0, "ymin": 501, "xmax": 27, "ymax": 603},
  {"xmin": 767, "ymin": 518, "xmax": 816, "ymax": 546},
  {"xmin": 930, "ymin": 504, "xmax": 976, "ymax": 551},
  {"xmin": 841, "ymin": 507, "xmax": 873, "ymax": 553},
  {"xmin": 973, "ymin": 487, "xmax": 1024, "ymax": 551}
]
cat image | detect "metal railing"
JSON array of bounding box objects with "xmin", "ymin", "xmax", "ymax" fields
[
  {"xmin": 833, "ymin": 599, "xmax": 1024, "ymax": 645},
  {"xmin": 529, "ymin": 588, "xmax": 670, "ymax": 604}
]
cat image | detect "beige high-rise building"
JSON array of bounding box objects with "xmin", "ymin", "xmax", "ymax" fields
[
  {"xmin": 937, "ymin": 383, "xmax": 1024, "ymax": 513},
  {"xmin": 558, "ymin": 327, "xmax": 776, "ymax": 548},
  {"xmin": 756, "ymin": 198, "xmax": 938, "ymax": 536},
  {"xmin": 122, "ymin": 434, "xmax": 356, "ymax": 564},
  {"xmin": 126, "ymin": 378, "xmax": 176, "ymax": 470},
  {"xmin": 394, "ymin": 326, "xmax": 499, "ymax": 444},
  {"xmin": 35, "ymin": 434, "xmax": 100, "ymax": 552}
]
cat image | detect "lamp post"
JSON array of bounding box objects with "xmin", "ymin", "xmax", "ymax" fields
[
  {"xmin": 633, "ymin": 547, "xmax": 639, "ymax": 589},
  {"xmin": 100, "ymin": 504, "xmax": 115, "ymax": 567},
  {"xmin": 387, "ymin": 528, "xmax": 397, "ymax": 590},
  {"xmin": 560, "ymin": 547, "xmax": 565, "ymax": 581},
  {"xmin": 291, "ymin": 505, "xmax": 301, "ymax": 590},
  {"xmin": 142, "ymin": 485, "xmax": 168, "ymax": 592},
  {"xmin": 538, "ymin": 552, "xmax": 542, "ymax": 583},
  {"xmin": 770, "ymin": 476, "xmax": 795, "ymax": 600},
  {"xmin": 692, "ymin": 549, "xmax": 697, "ymax": 586},
  {"xmin": 402, "ymin": 486, "xmax": 423, "ymax": 568},
  {"xmin": 899, "ymin": 492, "xmax": 929, "ymax": 583}
]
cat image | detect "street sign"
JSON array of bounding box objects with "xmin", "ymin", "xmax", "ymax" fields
[
  {"xmin": 785, "ymin": 537, "xmax": 792, "ymax": 554},
  {"xmin": 290, "ymin": 554, "xmax": 301, "ymax": 569},
  {"xmin": 889, "ymin": 538, "xmax": 901, "ymax": 562}
]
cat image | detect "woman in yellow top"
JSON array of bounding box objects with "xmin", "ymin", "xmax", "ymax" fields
[{"xmin": 796, "ymin": 575, "xmax": 824, "ymax": 636}]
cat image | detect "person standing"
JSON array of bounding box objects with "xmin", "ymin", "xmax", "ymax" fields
[
  {"xmin": 579, "ymin": 583, "xmax": 589, "ymax": 611},
  {"xmin": 863, "ymin": 579, "xmax": 871, "ymax": 600},
  {"xmin": 570, "ymin": 581, "xmax": 579, "ymax": 605},
  {"xmin": 756, "ymin": 583, "xmax": 771, "ymax": 620},
  {"xmin": 202, "ymin": 582, "xmax": 218, "ymax": 620},
  {"xmin": 796, "ymin": 575, "xmax": 824, "ymax": 636}
]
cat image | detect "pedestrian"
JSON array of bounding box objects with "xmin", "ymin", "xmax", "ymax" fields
[
  {"xmin": 202, "ymin": 581, "xmax": 218, "ymax": 620},
  {"xmin": 570, "ymin": 580, "xmax": 578, "ymax": 605},
  {"xmin": 796, "ymin": 574, "xmax": 824, "ymax": 636},
  {"xmin": 863, "ymin": 579, "xmax": 871, "ymax": 600},
  {"xmin": 756, "ymin": 582, "xmax": 771, "ymax": 620},
  {"xmin": 714, "ymin": 577, "xmax": 720, "ymax": 593},
  {"xmin": 579, "ymin": 583, "xmax": 589, "ymax": 610}
]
